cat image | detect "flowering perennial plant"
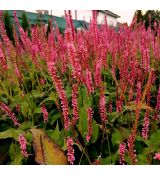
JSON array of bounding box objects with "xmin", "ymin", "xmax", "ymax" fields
[{"xmin": 0, "ymin": 10, "xmax": 160, "ymax": 165}]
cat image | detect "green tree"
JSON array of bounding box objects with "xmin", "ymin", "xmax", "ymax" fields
[
  {"xmin": 143, "ymin": 10, "xmax": 160, "ymax": 30},
  {"xmin": 21, "ymin": 12, "xmax": 31, "ymax": 38},
  {"xmin": 46, "ymin": 18, "xmax": 52, "ymax": 38},
  {"xmin": 3, "ymin": 11, "xmax": 14, "ymax": 44},
  {"xmin": 136, "ymin": 10, "xmax": 143, "ymax": 23}
]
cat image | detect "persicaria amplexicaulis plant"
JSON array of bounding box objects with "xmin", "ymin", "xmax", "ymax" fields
[{"xmin": 0, "ymin": 10, "xmax": 160, "ymax": 165}]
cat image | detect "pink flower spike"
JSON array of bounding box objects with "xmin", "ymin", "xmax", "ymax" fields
[
  {"xmin": 18, "ymin": 134, "xmax": 28, "ymax": 158},
  {"xmin": 71, "ymin": 84, "xmax": 79, "ymax": 126},
  {"xmin": 154, "ymin": 153, "xmax": 160, "ymax": 160},
  {"xmin": 66, "ymin": 136, "xmax": 75, "ymax": 165},
  {"xmin": 41, "ymin": 105, "xmax": 49, "ymax": 123},
  {"xmin": 119, "ymin": 142, "xmax": 126, "ymax": 165},
  {"xmin": 0, "ymin": 102, "xmax": 20, "ymax": 126}
]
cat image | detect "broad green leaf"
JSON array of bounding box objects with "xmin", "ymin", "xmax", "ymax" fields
[
  {"xmin": 137, "ymin": 154, "xmax": 148, "ymax": 165},
  {"xmin": 46, "ymin": 122, "xmax": 64, "ymax": 147},
  {"xmin": 149, "ymin": 130, "xmax": 160, "ymax": 150},
  {"xmin": 111, "ymin": 129, "xmax": 122, "ymax": 145},
  {"xmin": 77, "ymin": 86, "xmax": 91, "ymax": 139},
  {"xmin": 0, "ymin": 128, "xmax": 23, "ymax": 140},
  {"xmin": 19, "ymin": 121, "xmax": 33, "ymax": 130},
  {"xmin": 101, "ymin": 154, "xmax": 118, "ymax": 165},
  {"xmin": 78, "ymin": 105, "xmax": 88, "ymax": 139},
  {"xmin": 90, "ymin": 119, "xmax": 99, "ymax": 144},
  {"xmin": 30, "ymin": 129, "xmax": 68, "ymax": 165}
]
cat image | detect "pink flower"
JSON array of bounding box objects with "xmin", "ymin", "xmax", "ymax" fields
[
  {"xmin": 71, "ymin": 84, "xmax": 79, "ymax": 126},
  {"xmin": 154, "ymin": 153, "xmax": 160, "ymax": 160},
  {"xmin": 116, "ymin": 99, "xmax": 123, "ymax": 113},
  {"xmin": 86, "ymin": 107, "xmax": 93, "ymax": 142},
  {"xmin": 0, "ymin": 102, "xmax": 20, "ymax": 126},
  {"xmin": 0, "ymin": 46, "xmax": 7, "ymax": 71},
  {"xmin": 39, "ymin": 78, "xmax": 46, "ymax": 85},
  {"xmin": 119, "ymin": 142, "xmax": 126, "ymax": 165},
  {"xmin": 85, "ymin": 69, "xmax": 94, "ymax": 95},
  {"xmin": 94, "ymin": 60, "xmax": 102, "ymax": 87},
  {"xmin": 66, "ymin": 136, "xmax": 75, "ymax": 165},
  {"xmin": 41, "ymin": 105, "xmax": 48, "ymax": 123},
  {"xmin": 127, "ymin": 134, "xmax": 137, "ymax": 164},
  {"xmin": 18, "ymin": 134, "xmax": 28, "ymax": 157},
  {"xmin": 67, "ymin": 43, "xmax": 83, "ymax": 82},
  {"xmin": 47, "ymin": 62, "xmax": 70, "ymax": 130},
  {"xmin": 135, "ymin": 81, "xmax": 142, "ymax": 104},
  {"xmin": 99, "ymin": 94, "xmax": 107, "ymax": 123}
]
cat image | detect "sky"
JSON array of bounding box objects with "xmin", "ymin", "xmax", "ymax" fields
[{"xmin": 112, "ymin": 10, "xmax": 135, "ymax": 25}]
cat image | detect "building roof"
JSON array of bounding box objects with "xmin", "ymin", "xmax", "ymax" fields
[{"xmin": 98, "ymin": 10, "xmax": 120, "ymax": 18}]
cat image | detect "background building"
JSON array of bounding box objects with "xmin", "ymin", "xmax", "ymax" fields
[{"xmin": 35, "ymin": 10, "xmax": 120, "ymax": 27}]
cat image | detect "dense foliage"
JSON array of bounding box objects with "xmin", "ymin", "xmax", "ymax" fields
[
  {"xmin": 0, "ymin": 10, "xmax": 160, "ymax": 165},
  {"xmin": 135, "ymin": 10, "xmax": 160, "ymax": 30}
]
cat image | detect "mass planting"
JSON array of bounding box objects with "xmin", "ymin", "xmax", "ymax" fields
[{"xmin": 0, "ymin": 10, "xmax": 160, "ymax": 165}]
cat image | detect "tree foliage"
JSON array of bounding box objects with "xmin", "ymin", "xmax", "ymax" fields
[
  {"xmin": 3, "ymin": 11, "xmax": 14, "ymax": 44},
  {"xmin": 135, "ymin": 10, "xmax": 160, "ymax": 30},
  {"xmin": 21, "ymin": 12, "xmax": 31, "ymax": 38}
]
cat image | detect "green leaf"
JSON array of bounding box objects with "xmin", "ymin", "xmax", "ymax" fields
[
  {"xmin": 90, "ymin": 119, "xmax": 99, "ymax": 144},
  {"xmin": 0, "ymin": 96, "xmax": 8, "ymax": 104},
  {"xmin": 0, "ymin": 128, "xmax": 23, "ymax": 140},
  {"xmin": 111, "ymin": 129, "xmax": 122, "ymax": 145},
  {"xmin": 19, "ymin": 121, "xmax": 33, "ymax": 130},
  {"xmin": 137, "ymin": 154, "xmax": 148, "ymax": 165},
  {"xmin": 33, "ymin": 107, "xmax": 42, "ymax": 114},
  {"xmin": 149, "ymin": 130, "xmax": 160, "ymax": 150},
  {"xmin": 78, "ymin": 105, "xmax": 88, "ymax": 139},
  {"xmin": 101, "ymin": 154, "xmax": 118, "ymax": 165},
  {"xmin": 136, "ymin": 135, "xmax": 150, "ymax": 147},
  {"xmin": 46, "ymin": 122, "xmax": 64, "ymax": 147},
  {"xmin": 39, "ymin": 92, "xmax": 56, "ymax": 106},
  {"xmin": 32, "ymin": 90, "xmax": 45, "ymax": 98},
  {"xmin": 21, "ymin": 101, "xmax": 31, "ymax": 117},
  {"xmin": 77, "ymin": 86, "xmax": 91, "ymax": 139},
  {"xmin": 49, "ymin": 112, "xmax": 61, "ymax": 125}
]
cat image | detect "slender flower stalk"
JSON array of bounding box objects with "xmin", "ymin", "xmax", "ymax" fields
[
  {"xmin": 86, "ymin": 107, "xmax": 93, "ymax": 142},
  {"xmin": 142, "ymin": 110, "xmax": 150, "ymax": 139}
]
